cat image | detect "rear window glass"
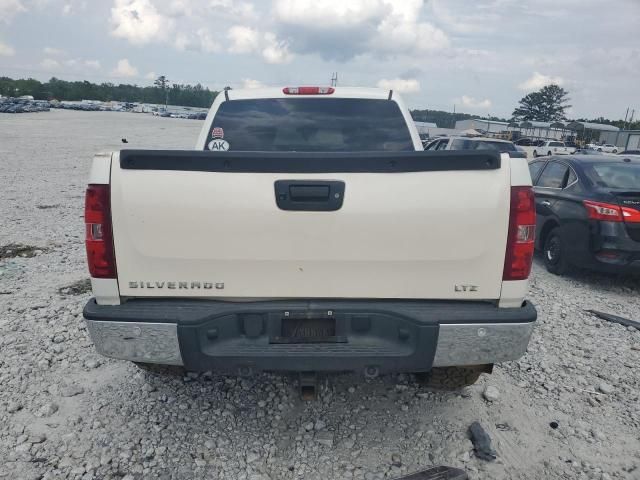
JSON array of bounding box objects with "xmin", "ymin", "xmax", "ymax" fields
[
  {"xmin": 450, "ymin": 139, "xmax": 516, "ymax": 152},
  {"xmin": 537, "ymin": 162, "xmax": 569, "ymax": 188},
  {"xmin": 586, "ymin": 163, "xmax": 640, "ymax": 189},
  {"xmin": 205, "ymin": 98, "xmax": 414, "ymax": 152},
  {"xmin": 528, "ymin": 161, "xmax": 546, "ymax": 182},
  {"xmin": 549, "ymin": 142, "xmax": 564, "ymax": 147}
]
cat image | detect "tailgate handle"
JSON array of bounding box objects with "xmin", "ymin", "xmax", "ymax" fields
[{"xmin": 275, "ymin": 180, "xmax": 345, "ymax": 211}]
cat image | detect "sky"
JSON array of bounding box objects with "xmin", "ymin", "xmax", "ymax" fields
[{"xmin": 1, "ymin": 0, "xmax": 639, "ymax": 119}]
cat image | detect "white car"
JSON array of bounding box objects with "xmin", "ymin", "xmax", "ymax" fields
[
  {"xmin": 516, "ymin": 140, "xmax": 575, "ymax": 158},
  {"xmin": 81, "ymin": 86, "xmax": 537, "ymax": 389},
  {"xmin": 588, "ymin": 143, "xmax": 618, "ymax": 153},
  {"xmin": 424, "ymin": 136, "xmax": 521, "ymax": 156}
]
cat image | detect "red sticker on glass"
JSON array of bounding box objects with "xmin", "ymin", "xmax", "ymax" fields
[{"xmin": 211, "ymin": 127, "xmax": 224, "ymax": 139}]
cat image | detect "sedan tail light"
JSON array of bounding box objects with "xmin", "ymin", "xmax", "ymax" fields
[{"xmin": 583, "ymin": 200, "xmax": 640, "ymax": 223}]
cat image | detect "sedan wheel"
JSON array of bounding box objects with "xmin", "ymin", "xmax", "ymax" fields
[{"xmin": 543, "ymin": 228, "xmax": 570, "ymax": 275}]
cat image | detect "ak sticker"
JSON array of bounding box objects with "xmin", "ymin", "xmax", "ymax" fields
[{"xmin": 208, "ymin": 139, "xmax": 230, "ymax": 151}]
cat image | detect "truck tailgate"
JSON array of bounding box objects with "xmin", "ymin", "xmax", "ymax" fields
[{"xmin": 110, "ymin": 150, "xmax": 510, "ymax": 300}]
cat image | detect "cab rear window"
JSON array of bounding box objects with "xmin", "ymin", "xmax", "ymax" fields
[{"xmin": 205, "ymin": 98, "xmax": 414, "ymax": 152}]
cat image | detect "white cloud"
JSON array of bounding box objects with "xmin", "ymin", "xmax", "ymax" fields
[
  {"xmin": 85, "ymin": 59, "xmax": 101, "ymax": 69},
  {"xmin": 262, "ymin": 32, "xmax": 292, "ymax": 64},
  {"xmin": 43, "ymin": 46, "xmax": 66, "ymax": 56},
  {"xmin": 241, "ymin": 78, "xmax": 264, "ymax": 89},
  {"xmin": 145, "ymin": 71, "xmax": 156, "ymax": 80},
  {"xmin": 0, "ymin": 0, "xmax": 26, "ymax": 23},
  {"xmin": 111, "ymin": 58, "xmax": 139, "ymax": 77},
  {"xmin": 273, "ymin": 0, "xmax": 449, "ymax": 60},
  {"xmin": 274, "ymin": 0, "xmax": 387, "ymax": 28},
  {"xmin": 0, "ymin": 41, "xmax": 16, "ymax": 56},
  {"xmin": 457, "ymin": 95, "xmax": 492, "ymax": 110},
  {"xmin": 62, "ymin": 1, "xmax": 86, "ymax": 15},
  {"xmin": 40, "ymin": 58, "xmax": 61, "ymax": 70},
  {"xmin": 227, "ymin": 26, "xmax": 292, "ymax": 64},
  {"xmin": 196, "ymin": 28, "xmax": 221, "ymax": 53},
  {"xmin": 227, "ymin": 25, "xmax": 260, "ymax": 53},
  {"xmin": 376, "ymin": 78, "xmax": 420, "ymax": 94},
  {"xmin": 210, "ymin": 0, "xmax": 256, "ymax": 19},
  {"xmin": 110, "ymin": 0, "xmax": 174, "ymax": 45},
  {"xmin": 518, "ymin": 72, "xmax": 564, "ymax": 91},
  {"xmin": 175, "ymin": 28, "xmax": 221, "ymax": 53},
  {"xmin": 429, "ymin": 0, "xmax": 499, "ymax": 34}
]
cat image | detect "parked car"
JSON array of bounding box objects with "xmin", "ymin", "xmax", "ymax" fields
[
  {"xmin": 519, "ymin": 140, "xmax": 574, "ymax": 158},
  {"xmin": 588, "ymin": 143, "xmax": 618, "ymax": 153},
  {"xmin": 515, "ymin": 138, "xmax": 535, "ymax": 147},
  {"xmin": 528, "ymin": 155, "xmax": 640, "ymax": 274},
  {"xmin": 618, "ymin": 150, "xmax": 640, "ymax": 157},
  {"xmin": 424, "ymin": 136, "xmax": 523, "ymax": 157},
  {"xmin": 572, "ymin": 148, "xmax": 604, "ymax": 155},
  {"xmin": 81, "ymin": 86, "xmax": 537, "ymax": 389}
]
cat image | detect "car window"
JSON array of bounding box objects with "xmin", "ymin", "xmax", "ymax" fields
[
  {"xmin": 425, "ymin": 140, "xmax": 439, "ymax": 150},
  {"xmin": 528, "ymin": 161, "xmax": 546, "ymax": 184},
  {"xmin": 549, "ymin": 142, "xmax": 564, "ymax": 147},
  {"xmin": 566, "ymin": 168, "xmax": 578, "ymax": 186},
  {"xmin": 207, "ymin": 98, "xmax": 414, "ymax": 152},
  {"xmin": 537, "ymin": 162, "xmax": 569, "ymax": 188},
  {"xmin": 585, "ymin": 163, "xmax": 640, "ymax": 189}
]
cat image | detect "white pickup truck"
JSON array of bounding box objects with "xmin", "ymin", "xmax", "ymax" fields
[{"xmin": 83, "ymin": 86, "xmax": 537, "ymax": 388}]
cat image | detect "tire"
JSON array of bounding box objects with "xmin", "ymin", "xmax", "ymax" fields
[
  {"xmin": 547, "ymin": 151, "xmax": 552, "ymax": 157},
  {"xmin": 533, "ymin": 150, "xmax": 538, "ymax": 158},
  {"xmin": 415, "ymin": 366, "xmax": 486, "ymax": 390},
  {"xmin": 613, "ymin": 149, "xmax": 617, "ymax": 153},
  {"xmin": 134, "ymin": 362, "xmax": 186, "ymax": 376},
  {"xmin": 597, "ymin": 148, "xmax": 602, "ymax": 152},
  {"xmin": 543, "ymin": 227, "xmax": 570, "ymax": 275}
]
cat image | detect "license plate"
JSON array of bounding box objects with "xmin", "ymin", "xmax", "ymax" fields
[{"xmin": 273, "ymin": 317, "xmax": 338, "ymax": 343}]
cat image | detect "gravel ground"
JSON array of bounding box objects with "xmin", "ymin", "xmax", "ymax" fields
[{"xmin": 1, "ymin": 110, "xmax": 639, "ymax": 480}]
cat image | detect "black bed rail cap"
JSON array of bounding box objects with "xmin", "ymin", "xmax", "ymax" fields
[{"xmin": 119, "ymin": 149, "xmax": 501, "ymax": 174}]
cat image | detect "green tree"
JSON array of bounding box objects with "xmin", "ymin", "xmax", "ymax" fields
[
  {"xmin": 0, "ymin": 76, "xmax": 218, "ymax": 108},
  {"xmin": 154, "ymin": 75, "xmax": 170, "ymax": 108},
  {"xmin": 512, "ymin": 84, "xmax": 571, "ymax": 122}
]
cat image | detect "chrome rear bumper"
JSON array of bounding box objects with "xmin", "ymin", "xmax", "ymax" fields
[{"xmin": 84, "ymin": 299, "xmax": 536, "ymax": 371}]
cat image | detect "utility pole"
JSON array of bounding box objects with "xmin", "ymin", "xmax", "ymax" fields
[
  {"xmin": 623, "ymin": 107, "xmax": 629, "ymax": 130},
  {"xmin": 331, "ymin": 72, "xmax": 338, "ymax": 87}
]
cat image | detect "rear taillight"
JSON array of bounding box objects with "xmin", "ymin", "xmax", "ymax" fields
[
  {"xmin": 282, "ymin": 86, "xmax": 335, "ymax": 95},
  {"xmin": 503, "ymin": 186, "xmax": 536, "ymax": 281},
  {"xmin": 85, "ymin": 184, "xmax": 116, "ymax": 278},
  {"xmin": 583, "ymin": 200, "xmax": 640, "ymax": 223}
]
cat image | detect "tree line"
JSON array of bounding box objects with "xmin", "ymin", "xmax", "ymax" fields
[
  {"xmin": 0, "ymin": 76, "xmax": 219, "ymax": 108},
  {"xmin": 413, "ymin": 84, "xmax": 639, "ymax": 130},
  {"xmin": 1, "ymin": 75, "xmax": 637, "ymax": 130}
]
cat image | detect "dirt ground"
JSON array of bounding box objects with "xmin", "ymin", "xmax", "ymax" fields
[{"xmin": 1, "ymin": 110, "xmax": 639, "ymax": 480}]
